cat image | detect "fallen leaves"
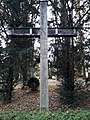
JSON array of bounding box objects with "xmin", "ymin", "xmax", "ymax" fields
[{"xmin": 0, "ymin": 85, "xmax": 90, "ymax": 112}]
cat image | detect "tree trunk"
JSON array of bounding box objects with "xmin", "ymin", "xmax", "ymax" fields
[
  {"xmin": 60, "ymin": 0, "xmax": 75, "ymax": 103},
  {"xmin": 22, "ymin": 59, "xmax": 27, "ymax": 89},
  {"xmin": 4, "ymin": 66, "xmax": 13, "ymax": 103}
]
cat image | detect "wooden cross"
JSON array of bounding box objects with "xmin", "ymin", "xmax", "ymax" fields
[{"xmin": 8, "ymin": 0, "xmax": 77, "ymax": 111}]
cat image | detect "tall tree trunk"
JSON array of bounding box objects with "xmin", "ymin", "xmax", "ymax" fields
[
  {"xmin": 22, "ymin": 59, "xmax": 27, "ymax": 89},
  {"xmin": 4, "ymin": 66, "xmax": 13, "ymax": 103},
  {"xmin": 60, "ymin": 0, "xmax": 75, "ymax": 103}
]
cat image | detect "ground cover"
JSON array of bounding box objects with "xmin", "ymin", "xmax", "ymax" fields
[{"xmin": 0, "ymin": 109, "xmax": 90, "ymax": 120}]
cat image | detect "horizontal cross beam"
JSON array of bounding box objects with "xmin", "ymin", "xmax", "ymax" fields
[{"xmin": 8, "ymin": 27, "xmax": 77, "ymax": 37}]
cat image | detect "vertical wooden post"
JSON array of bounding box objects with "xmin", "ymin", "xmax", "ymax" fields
[{"xmin": 40, "ymin": 0, "xmax": 48, "ymax": 111}]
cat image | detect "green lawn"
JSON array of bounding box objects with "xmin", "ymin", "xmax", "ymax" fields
[{"xmin": 0, "ymin": 109, "xmax": 90, "ymax": 120}]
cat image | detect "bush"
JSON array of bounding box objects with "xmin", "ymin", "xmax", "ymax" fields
[
  {"xmin": 57, "ymin": 80, "xmax": 90, "ymax": 106},
  {"xmin": 0, "ymin": 109, "xmax": 90, "ymax": 120},
  {"xmin": 57, "ymin": 84, "xmax": 76, "ymax": 105},
  {"xmin": 27, "ymin": 77, "xmax": 39, "ymax": 91}
]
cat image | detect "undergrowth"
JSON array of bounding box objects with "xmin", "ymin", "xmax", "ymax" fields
[{"xmin": 0, "ymin": 109, "xmax": 90, "ymax": 120}]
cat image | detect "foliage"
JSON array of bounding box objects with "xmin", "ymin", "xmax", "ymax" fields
[
  {"xmin": 57, "ymin": 81, "xmax": 90, "ymax": 106},
  {"xmin": 0, "ymin": 0, "xmax": 90, "ymax": 104},
  {"xmin": 0, "ymin": 41, "xmax": 3, "ymax": 77},
  {"xmin": 0, "ymin": 109, "xmax": 90, "ymax": 120},
  {"xmin": 57, "ymin": 86, "xmax": 75, "ymax": 105},
  {"xmin": 0, "ymin": 0, "xmax": 39, "ymax": 103},
  {"xmin": 27, "ymin": 77, "xmax": 40, "ymax": 91},
  {"xmin": 49, "ymin": 0, "xmax": 90, "ymax": 105}
]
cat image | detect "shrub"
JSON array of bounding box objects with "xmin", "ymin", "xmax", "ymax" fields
[
  {"xmin": 57, "ymin": 80, "xmax": 90, "ymax": 106},
  {"xmin": 0, "ymin": 109, "xmax": 90, "ymax": 120},
  {"xmin": 27, "ymin": 77, "xmax": 39, "ymax": 91}
]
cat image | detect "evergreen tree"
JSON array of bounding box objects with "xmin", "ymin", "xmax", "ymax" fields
[
  {"xmin": 0, "ymin": 0, "xmax": 39, "ymax": 102},
  {"xmin": 49, "ymin": 0, "xmax": 90, "ymax": 104}
]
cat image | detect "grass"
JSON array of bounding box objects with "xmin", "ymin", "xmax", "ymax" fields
[{"xmin": 0, "ymin": 109, "xmax": 90, "ymax": 120}]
